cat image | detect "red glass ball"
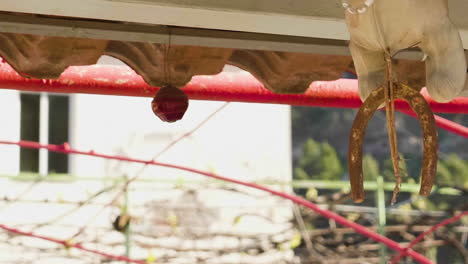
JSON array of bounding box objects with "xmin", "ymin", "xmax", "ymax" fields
[{"xmin": 151, "ymin": 85, "xmax": 189, "ymax": 123}]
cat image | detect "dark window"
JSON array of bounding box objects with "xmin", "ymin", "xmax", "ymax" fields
[
  {"xmin": 48, "ymin": 95, "xmax": 69, "ymax": 173},
  {"xmin": 19, "ymin": 93, "xmax": 70, "ymax": 174},
  {"xmin": 20, "ymin": 94, "xmax": 40, "ymax": 172}
]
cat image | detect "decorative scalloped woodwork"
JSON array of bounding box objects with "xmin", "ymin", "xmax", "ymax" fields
[
  {"xmin": 0, "ymin": 32, "xmax": 429, "ymax": 96},
  {"xmin": 0, "ymin": 33, "xmax": 107, "ymax": 79},
  {"xmin": 105, "ymin": 41, "xmax": 233, "ymax": 87},
  {"xmin": 229, "ymin": 50, "xmax": 352, "ymax": 93}
]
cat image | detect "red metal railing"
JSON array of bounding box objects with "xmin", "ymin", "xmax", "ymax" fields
[
  {"xmin": 0, "ymin": 62, "xmax": 466, "ymax": 138},
  {"xmin": 0, "ymin": 62, "xmax": 467, "ymax": 114}
]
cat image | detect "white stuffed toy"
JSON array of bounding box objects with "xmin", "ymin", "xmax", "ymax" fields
[{"xmin": 343, "ymin": 0, "xmax": 466, "ymax": 102}]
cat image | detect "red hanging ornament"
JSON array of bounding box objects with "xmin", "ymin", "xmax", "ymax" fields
[{"xmin": 151, "ymin": 85, "xmax": 189, "ymax": 123}]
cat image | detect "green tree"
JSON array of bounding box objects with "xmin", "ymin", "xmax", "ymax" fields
[
  {"xmin": 435, "ymin": 160, "xmax": 452, "ymax": 186},
  {"xmin": 443, "ymin": 154, "xmax": 468, "ymax": 188},
  {"xmin": 294, "ymin": 139, "xmax": 343, "ymax": 180},
  {"xmin": 362, "ymin": 155, "xmax": 379, "ymax": 181}
]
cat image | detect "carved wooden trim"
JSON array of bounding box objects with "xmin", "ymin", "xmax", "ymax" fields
[
  {"xmin": 105, "ymin": 41, "xmax": 233, "ymax": 87},
  {"xmin": 229, "ymin": 50, "xmax": 352, "ymax": 93},
  {"xmin": 0, "ymin": 32, "xmax": 429, "ymax": 95},
  {"xmin": 0, "ymin": 32, "xmax": 106, "ymax": 79}
]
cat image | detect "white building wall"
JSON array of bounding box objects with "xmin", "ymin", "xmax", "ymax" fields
[
  {"xmin": 69, "ymin": 94, "xmax": 292, "ymax": 183},
  {"xmin": 0, "ymin": 90, "xmax": 20, "ymax": 175}
]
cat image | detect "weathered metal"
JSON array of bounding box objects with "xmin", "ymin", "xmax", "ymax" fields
[{"xmin": 348, "ymin": 83, "xmax": 438, "ymax": 203}]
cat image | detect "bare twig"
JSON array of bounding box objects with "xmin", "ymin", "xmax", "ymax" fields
[{"xmin": 293, "ymin": 204, "xmax": 324, "ymax": 262}]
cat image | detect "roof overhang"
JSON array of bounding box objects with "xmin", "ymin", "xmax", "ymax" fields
[{"xmin": 1, "ymin": 0, "xmax": 468, "ymax": 48}]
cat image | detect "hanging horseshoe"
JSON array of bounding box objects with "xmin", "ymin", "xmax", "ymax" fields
[{"xmin": 348, "ymin": 82, "xmax": 438, "ymax": 203}]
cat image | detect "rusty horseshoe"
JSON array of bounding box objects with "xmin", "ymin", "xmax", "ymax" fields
[{"xmin": 348, "ymin": 82, "xmax": 438, "ymax": 203}]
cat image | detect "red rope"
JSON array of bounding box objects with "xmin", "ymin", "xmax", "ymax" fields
[
  {"xmin": 391, "ymin": 211, "xmax": 468, "ymax": 263},
  {"xmin": 401, "ymin": 110, "xmax": 468, "ymax": 138},
  {"xmin": 0, "ymin": 140, "xmax": 432, "ymax": 264},
  {"xmin": 0, "ymin": 224, "xmax": 145, "ymax": 264}
]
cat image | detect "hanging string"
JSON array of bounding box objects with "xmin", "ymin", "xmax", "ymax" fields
[
  {"xmin": 384, "ymin": 53, "xmax": 401, "ymax": 204},
  {"xmin": 163, "ymin": 26, "xmax": 173, "ymax": 86},
  {"xmin": 152, "ymin": 26, "xmax": 189, "ymax": 123},
  {"xmin": 369, "ymin": 2, "xmax": 402, "ymax": 204}
]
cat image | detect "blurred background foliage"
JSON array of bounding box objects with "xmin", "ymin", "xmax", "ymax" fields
[
  {"xmin": 291, "ymin": 107, "xmax": 468, "ymax": 263},
  {"xmin": 292, "ymin": 107, "xmax": 468, "ymax": 188}
]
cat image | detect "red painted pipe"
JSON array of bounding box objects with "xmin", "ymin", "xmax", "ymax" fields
[
  {"xmin": 0, "ymin": 62, "xmax": 466, "ymax": 137},
  {"xmin": 0, "ymin": 62, "xmax": 467, "ymax": 114}
]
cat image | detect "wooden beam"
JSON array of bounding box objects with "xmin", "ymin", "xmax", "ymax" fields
[
  {"xmin": 0, "ymin": 13, "xmax": 425, "ymax": 60},
  {"xmin": 2, "ymin": 0, "xmax": 468, "ymax": 49},
  {"xmin": 0, "ymin": 0, "xmax": 349, "ymax": 40},
  {"xmin": 0, "ymin": 13, "xmax": 350, "ymax": 55}
]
